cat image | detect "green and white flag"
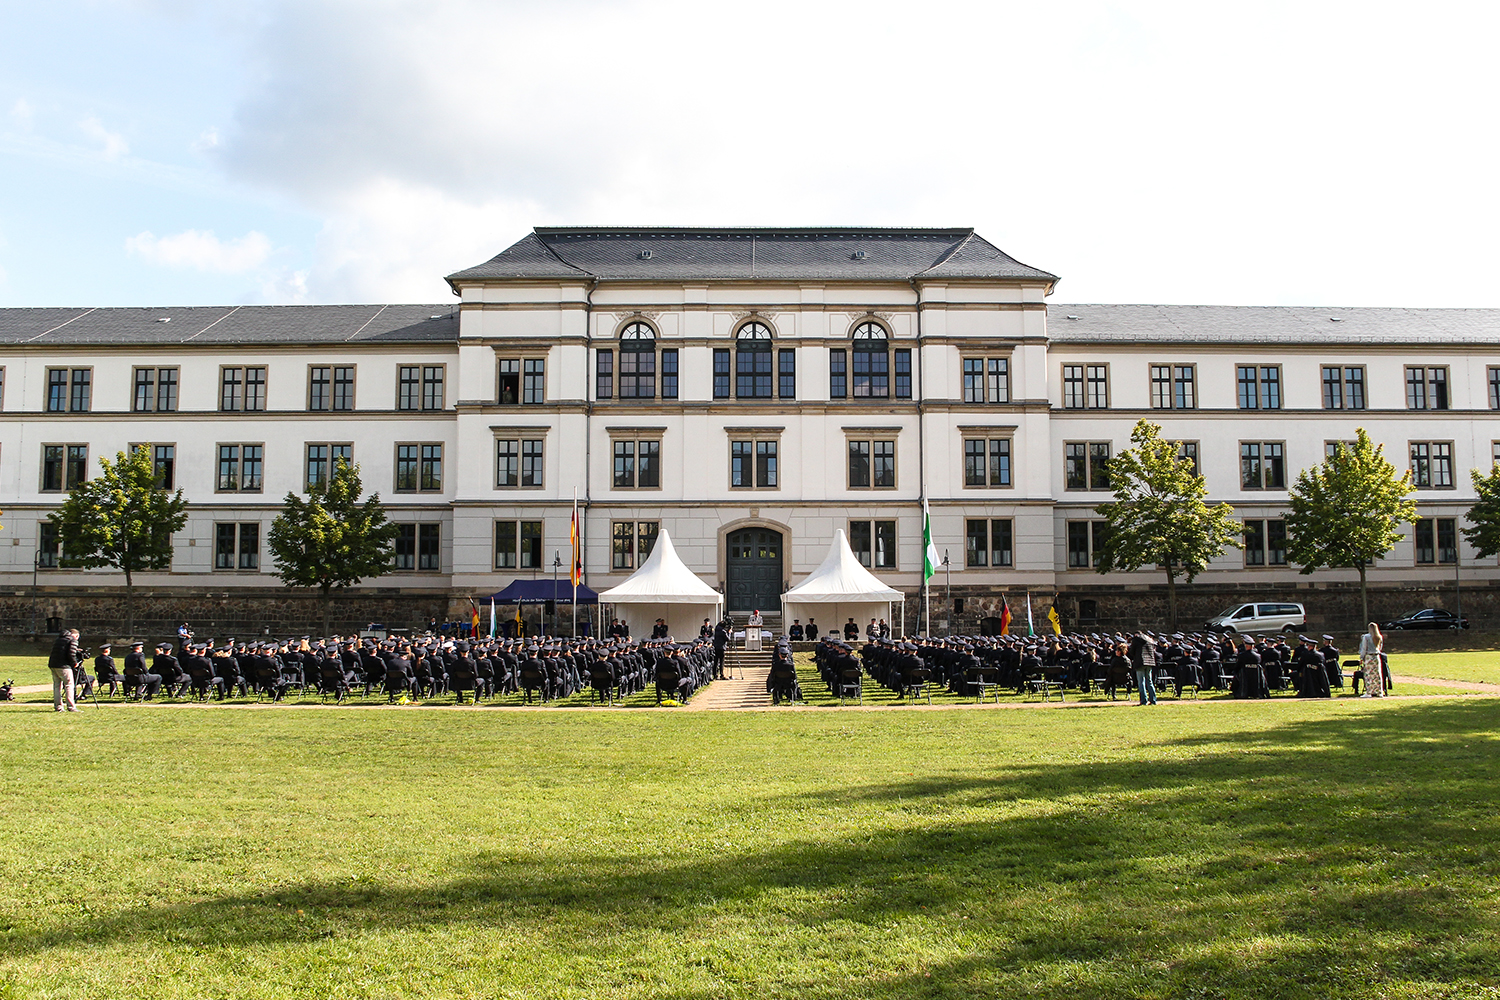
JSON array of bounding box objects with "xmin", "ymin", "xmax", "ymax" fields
[{"xmin": 922, "ymin": 498, "xmax": 939, "ymax": 582}]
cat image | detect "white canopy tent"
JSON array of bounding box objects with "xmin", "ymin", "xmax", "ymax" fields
[
  {"xmin": 783, "ymin": 529, "xmax": 906, "ymax": 640},
  {"xmin": 598, "ymin": 528, "xmax": 724, "ymax": 641}
]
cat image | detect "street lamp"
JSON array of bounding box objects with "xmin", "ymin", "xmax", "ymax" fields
[
  {"xmin": 551, "ymin": 550, "xmax": 562, "ymax": 638},
  {"xmin": 942, "ymin": 549, "xmax": 951, "ymax": 636}
]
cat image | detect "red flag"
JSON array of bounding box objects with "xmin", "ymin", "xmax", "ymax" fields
[
  {"xmin": 570, "ymin": 495, "xmax": 582, "ymax": 587},
  {"xmin": 469, "ymin": 598, "xmax": 480, "ymax": 636},
  {"xmin": 999, "ymin": 596, "xmax": 1012, "ymax": 636}
]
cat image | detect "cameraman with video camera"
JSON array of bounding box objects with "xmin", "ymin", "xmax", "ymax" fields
[{"xmin": 48, "ymin": 627, "xmax": 82, "ymax": 713}]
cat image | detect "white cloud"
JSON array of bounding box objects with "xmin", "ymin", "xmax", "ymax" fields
[
  {"xmin": 10, "ymin": 98, "xmax": 33, "ymax": 127},
  {"xmin": 191, "ymin": 127, "xmax": 219, "ymax": 152},
  {"xmin": 78, "ymin": 115, "xmax": 129, "ymax": 160},
  {"xmin": 125, "ymin": 228, "xmax": 274, "ymax": 273}
]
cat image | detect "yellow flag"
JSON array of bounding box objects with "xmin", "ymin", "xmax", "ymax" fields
[{"xmin": 1047, "ymin": 605, "xmax": 1062, "ymax": 636}]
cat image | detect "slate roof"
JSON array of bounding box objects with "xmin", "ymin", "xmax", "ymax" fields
[
  {"xmin": 447, "ymin": 227, "xmax": 1060, "ymax": 285},
  {"xmin": 0, "ymin": 304, "xmax": 458, "ymax": 347},
  {"xmin": 1048, "ymin": 304, "xmax": 1500, "ymax": 347}
]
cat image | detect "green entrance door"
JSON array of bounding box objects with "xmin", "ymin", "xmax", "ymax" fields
[{"xmin": 726, "ymin": 528, "xmax": 783, "ymax": 613}]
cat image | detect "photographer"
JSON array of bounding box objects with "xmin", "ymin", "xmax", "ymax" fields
[{"xmin": 48, "ymin": 627, "xmax": 82, "ymax": 713}]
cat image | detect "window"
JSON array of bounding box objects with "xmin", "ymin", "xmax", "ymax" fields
[
  {"xmin": 851, "ymin": 322, "xmax": 889, "ymax": 398},
  {"xmin": 396, "ymin": 444, "xmax": 443, "ymax": 492},
  {"xmin": 1489, "ymin": 367, "xmax": 1500, "ymax": 410},
  {"xmin": 1150, "ymin": 365, "xmax": 1195, "ymax": 409},
  {"xmin": 1066, "ymin": 521, "xmax": 1109, "ymax": 568},
  {"xmin": 729, "ymin": 439, "xmax": 778, "ymax": 489},
  {"xmin": 0, "ymin": 366, "xmax": 5, "ymax": 409},
  {"xmin": 894, "ymin": 349, "xmax": 912, "ymax": 399},
  {"xmin": 1236, "ymin": 366, "xmax": 1281, "ymax": 409},
  {"xmin": 596, "ymin": 350, "xmax": 614, "ymax": 400},
  {"xmin": 495, "ymin": 438, "xmax": 545, "ymax": 489},
  {"xmin": 41, "ymin": 444, "xmax": 87, "ymax": 492},
  {"xmin": 735, "ymin": 322, "xmax": 774, "ymax": 398},
  {"xmin": 220, "ymin": 367, "xmax": 266, "ymax": 411},
  {"xmin": 619, "ymin": 322, "xmax": 656, "ymax": 399},
  {"xmin": 1410, "ymin": 441, "xmax": 1454, "ymax": 489},
  {"xmin": 1322, "ymin": 366, "xmax": 1366, "ymax": 410},
  {"xmin": 964, "ymin": 358, "xmax": 1010, "ymax": 403},
  {"xmin": 1406, "ymin": 366, "xmax": 1449, "ymax": 410},
  {"xmin": 963, "ymin": 438, "xmax": 1011, "ymax": 487},
  {"xmin": 132, "ymin": 367, "xmax": 179, "ymax": 412},
  {"xmin": 847, "ymin": 438, "xmax": 896, "ymax": 489},
  {"xmin": 216, "ymin": 444, "xmax": 263, "ymax": 492},
  {"xmin": 611, "ymin": 520, "xmax": 658, "ymax": 570},
  {"xmin": 151, "ymin": 444, "xmax": 174, "ymax": 489},
  {"xmin": 1243, "ymin": 519, "xmax": 1288, "ymax": 566},
  {"xmin": 829, "ymin": 349, "xmax": 847, "ymax": 399},
  {"xmin": 1064, "ymin": 442, "xmax": 1111, "ymax": 490},
  {"xmin": 1413, "ymin": 518, "xmax": 1457, "ymax": 564},
  {"xmin": 965, "ymin": 519, "xmax": 1013, "ymax": 568},
  {"xmin": 661, "ymin": 349, "xmax": 678, "ymax": 400},
  {"xmin": 497, "ymin": 358, "xmax": 545, "ymax": 404},
  {"xmin": 397, "ymin": 365, "xmax": 444, "ymax": 410},
  {"xmin": 849, "ymin": 519, "xmax": 898, "ymax": 569},
  {"xmin": 214, "ymin": 523, "xmax": 260, "ymax": 571},
  {"xmin": 393, "ymin": 523, "xmax": 442, "ymax": 572},
  {"xmin": 305, "ymin": 443, "xmax": 352, "ymax": 490},
  {"xmin": 778, "ymin": 349, "xmax": 796, "ymax": 400},
  {"xmin": 713, "ymin": 349, "xmax": 731, "ymax": 399},
  {"xmin": 1061, "ymin": 364, "xmax": 1108, "ymax": 409},
  {"xmin": 37, "ymin": 521, "xmax": 61, "ymax": 569},
  {"xmin": 495, "ymin": 520, "xmax": 544, "ymax": 570},
  {"xmin": 45, "ymin": 368, "xmax": 91, "ymax": 412},
  {"xmin": 1493, "ymin": 440, "xmax": 1500, "ymax": 468},
  {"xmin": 612, "ymin": 438, "xmax": 660, "ymax": 489},
  {"xmin": 1240, "ymin": 442, "xmax": 1286, "ymax": 489},
  {"xmin": 1325, "ymin": 440, "xmax": 1358, "ymax": 460},
  {"xmin": 1176, "ymin": 441, "xmax": 1200, "ymax": 477},
  {"xmin": 307, "ymin": 366, "xmax": 355, "ymax": 411}
]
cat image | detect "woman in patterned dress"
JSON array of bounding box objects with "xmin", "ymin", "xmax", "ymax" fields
[{"xmin": 1358, "ymin": 623, "xmax": 1385, "ymax": 697}]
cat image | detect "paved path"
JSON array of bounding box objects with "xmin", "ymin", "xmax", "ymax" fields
[
  {"xmin": 1390, "ymin": 673, "xmax": 1500, "ymax": 693},
  {"xmin": 685, "ymin": 667, "xmax": 772, "ymax": 710}
]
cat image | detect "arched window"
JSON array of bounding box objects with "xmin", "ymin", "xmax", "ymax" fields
[
  {"xmin": 735, "ymin": 321, "xmax": 773, "ymax": 398},
  {"xmin": 852, "ymin": 322, "xmax": 889, "ymax": 398},
  {"xmin": 618, "ymin": 321, "xmax": 656, "ymax": 399}
]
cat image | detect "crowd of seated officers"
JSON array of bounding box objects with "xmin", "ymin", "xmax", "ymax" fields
[
  {"xmin": 77, "ymin": 630, "xmax": 720, "ymax": 707},
  {"xmin": 802, "ymin": 629, "xmax": 1360, "ymax": 702}
]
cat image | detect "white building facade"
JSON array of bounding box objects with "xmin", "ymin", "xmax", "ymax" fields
[{"xmin": 1, "ymin": 228, "xmax": 1496, "ymax": 632}]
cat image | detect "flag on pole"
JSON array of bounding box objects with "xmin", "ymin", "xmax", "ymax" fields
[
  {"xmin": 570, "ymin": 491, "xmax": 582, "ymax": 587},
  {"xmin": 1047, "ymin": 605, "xmax": 1062, "ymax": 636},
  {"xmin": 1025, "ymin": 593, "xmax": 1035, "ymax": 637},
  {"xmin": 999, "ymin": 596, "xmax": 1012, "ymax": 636},
  {"xmin": 922, "ymin": 498, "xmax": 939, "ymax": 582},
  {"xmin": 468, "ymin": 598, "xmax": 480, "ymax": 637},
  {"xmin": 489, "ymin": 598, "xmax": 496, "ymax": 639}
]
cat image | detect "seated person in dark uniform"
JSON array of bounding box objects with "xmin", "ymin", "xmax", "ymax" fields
[
  {"xmin": 843, "ymin": 618, "xmax": 860, "ymax": 641},
  {"xmin": 124, "ymin": 641, "xmax": 162, "ymax": 699},
  {"xmin": 788, "ymin": 620, "xmax": 804, "ymax": 642},
  {"xmin": 652, "ymin": 618, "xmax": 669, "ymax": 640},
  {"xmin": 93, "ymin": 643, "xmax": 120, "ymax": 696}
]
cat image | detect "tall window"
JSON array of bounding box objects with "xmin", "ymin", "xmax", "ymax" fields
[
  {"xmin": 398, "ymin": 366, "xmax": 444, "ymax": 410},
  {"xmin": 42, "ymin": 444, "xmax": 88, "ymax": 492},
  {"xmin": 612, "ymin": 520, "xmax": 658, "ymax": 570},
  {"xmin": 735, "ymin": 322, "xmax": 774, "ymax": 398},
  {"xmin": 220, "ymin": 367, "xmax": 266, "ymax": 411},
  {"xmin": 214, "ymin": 523, "xmax": 260, "ymax": 571},
  {"xmin": 396, "ymin": 444, "xmax": 444, "ymax": 492},
  {"xmin": 151, "ymin": 444, "xmax": 175, "ymax": 489},
  {"xmin": 495, "ymin": 520, "xmax": 543, "ymax": 570},
  {"xmin": 829, "ymin": 349, "xmax": 847, "ymax": 399},
  {"xmin": 495, "ymin": 439, "xmax": 544, "ymax": 489},
  {"xmin": 1240, "ymin": 442, "xmax": 1286, "ymax": 489},
  {"xmin": 965, "ymin": 519, "xmax": 1013, "ymax": 568},
  {"xmin": 45, "ymin": 369, "xmax": 91, "ymax": 412},
  {"xmin": 596, "ymin": 349, "xmax": 614, "ymax": 400},
  {"xmin": 1410, "ymin": 441, "xmax": 1454, "ymax": 488},
  {"xmin": 1061, "ymin": 364, "xmax": 1108, "ymax": 408},
  {"xmin": 1322, "ymin": 366, "xmax": 1366, "ymax": 410},
  {"xmin": 37, "ymin": 521, "xmax": 61, "ymax": 569},
  {"xmin": 963, "ymin": 438, "xmax": 1011, "ymax": 487},
  {"xmin": 894, "ymin": 349, "xmax": 912, "ymax": 399},
  {"xmin": 132, "ymin": 367, "xmax": 179, "ymax": 412},
  {"xmin": 1176, "ymin": 441, "xmax": 1200, "ymax": 477},
  {"xmin": 1243, "ymin": 519, "xmax": 1288, "ymax": 566},
  {"xmin": 305, "ymin": 443, "xmax": 352, "ymax": 490},
  {"xmin": 849, "ymin": 520, "xmax": 898, "ymax": 569},
  {"xmin": 1489, "ymin": 367, "xmax": 1500, "ymax": 410},
  {"xmin": 847, "ymin": 438, "xmax": 896, "ymax": 489},
  {"xmin": 1066, "ymin": 521, "xmax": 1109, "ymax": 568},
  {"xmin": 216, "ymin": 444, "xmax": 263, "ymax": 492},
  {"xmin": 1413, "ymin": 517, "xmax": 1457, "ymax": 564},
  {"xmin": 308, "ymin": 366, "xmax": 355, "ymax": 411},
  {"xmin": 1064, "ymin": 442, "xmax": 1110, "ymax": 490},
  {"xmin": 730, "ymin": 439, "xmax": 778, "ymax": 488},
  {"xmin": 851, "ymin": 322, "xmax": 889, "ymax": 398},
  {"xmin": 612, "ymin": 438, "xmax": 660, "ymax": 489},
  {"xmin": 964, "ymin": 358, "xmax": 1010, "ymax": 403},
  {"xmin": 778, "ymin": 349, "xmax": 796, "ymax": 399},
  {"xmin": 1406, "ymin": 366, "xmax": 1449, "ymax": 410},
  {"xmin": 1150, "ymin": 365, "xmax": 1195, "ymax": 409},
  {"xmin": 713, "ymin": 349, "xmax": 731, "ymax": 399},
  {"xmin": 618, "ymin": 322, "xmax": 656, "ymax": 399},
  {"xmin": 1237, "ymin": 366, "xmax": 1281, "ymax": 409},
  {"xmin": 661, "ymin": 349, "xmax": 679, "ymax": 399}
]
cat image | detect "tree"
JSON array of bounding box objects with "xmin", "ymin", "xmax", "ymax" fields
[
  {"xmin": 1462, "ymin": 463, "xmax": 1500, "ymax": 558},
  {"xmin": 1093, "ymin": 419, "xmax": 1242, "ymax": 628},
  {"xmin": 1284, "ymin": 428, "xmax": 1416, "ymax": 626},
  {"xmin": 49, "ymin": 445, "xmax": 188, "ymax": 637},
  {"xmin": 268, "ymin": 459, "xmax": 400, "ymax": 634}
]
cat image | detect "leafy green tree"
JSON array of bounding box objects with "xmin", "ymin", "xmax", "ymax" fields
[
  {"xmin": 1285, "ymin": 428, "xmax": 1416, "ymax": 626},
  {"xmin": 1462, "ymin": 463, "xmax": 1500, "ymax": 558},
  {"xmin": 48, "ymin": 445, "xmax": 188, "ymax": 636},
  {"xmin": 1094, "ymin": 419, "xmax": 1242, "ymax": 628},
  {"xmin": 268, "ymin": 459, "xmax": 400, "ymax": 634}
]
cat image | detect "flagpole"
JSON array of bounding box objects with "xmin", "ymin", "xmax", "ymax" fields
[{"xmin": 571, "ymin": 488, "xmax": 579, "ymax": 638}]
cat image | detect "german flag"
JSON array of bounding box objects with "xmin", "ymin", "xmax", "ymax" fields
[{"xmin": 999, "ymin": 596, "xmax": 1012, "ymax": 636}]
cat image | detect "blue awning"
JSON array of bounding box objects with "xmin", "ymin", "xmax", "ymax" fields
[{"xmin": 487, "ymin": 580, "xmax": 600, "ymax": 605}]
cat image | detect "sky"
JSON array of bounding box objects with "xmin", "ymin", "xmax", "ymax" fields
[{"xmin": 1, "ymin": 0, "xmax": 1497, "ymax": 308}]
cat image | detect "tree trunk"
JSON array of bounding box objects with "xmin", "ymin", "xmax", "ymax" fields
[
  {"xmin": 321, "ymin": 585, "xmax": 332, "ymax": 636},
  {"xmin": 1357, "ymin": 564, "xmax": 1369, "ymax": 629},
  {"xmin": 1165, "ymin": 568, "xmax": 1178, "ymax": 630},
  {"xmin": 124, "ymin": 567, "xmax": 134, "ymax": 639}
]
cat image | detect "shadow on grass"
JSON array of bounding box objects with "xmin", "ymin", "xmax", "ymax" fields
[{"xmin": 7, "ymin": 700, "xmax": 1498, "ymax": 997}]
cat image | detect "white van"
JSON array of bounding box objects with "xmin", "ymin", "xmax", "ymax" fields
[{"xmin": 1205, "ymin": 602, "xmax": 1306, "ymax": 634}]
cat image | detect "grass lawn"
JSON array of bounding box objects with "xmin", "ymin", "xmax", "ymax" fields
[
  {"xmin": 1383, "ymin": 650, "xmax": 1500, "ymax": 687},
  {"xmin": 2, "ymin": 696, "xmax": 1497, "ymax": 999}
]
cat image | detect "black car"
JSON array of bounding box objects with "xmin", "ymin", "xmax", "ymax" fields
[{"xmin": 1384, "ymin": 608, "xmax": 1469, "ymax": 630}]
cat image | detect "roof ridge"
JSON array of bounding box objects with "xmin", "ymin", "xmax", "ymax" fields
[
  {"xmin": 919, "ymin": 229, "xmax": 977, "ymax": 275},
  {"xmin": 29, "ymin": 307, "xmax": 96, "ymax": 341}
]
